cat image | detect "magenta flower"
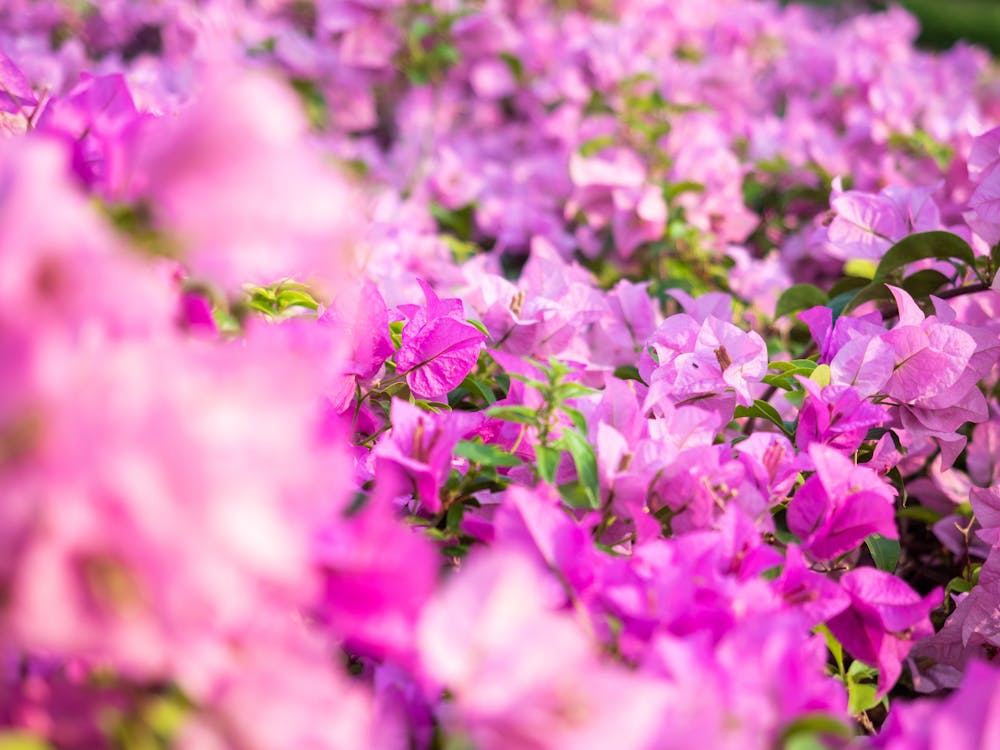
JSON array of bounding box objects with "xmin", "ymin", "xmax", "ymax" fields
[
  {"xmin": 0, "ymin": 50, "xmax": 36, "ymax": 115},
  {"xmin": 786, "ymin": 444, "xmax": 897, "ymax": 560},
  {"xmin": 417, "ymin": 550, "xmax": 670, "ymax": 750},
  {"xmin": 37, "ymin": 73, "xmax": 146, "ymax": 196},
  {"xmin": 395, "ymin": 280, "xmax": 486, "ymax": 400},
  {"xmin": 827, "ymin": 568, "xmax": 939, "ymax": 696},
  {"xmin": 374, "ymin": 399, "xmax": 481, "ymax": 512},
  {"xmin": 314, "ymin": 484, "xmax": 438, "ymax": 665},
  {"xmin": 795, "ymin": 378, "xmax": 887, "ymax": 454},
  {"xmin": 875, "ymin": 660, "xmax": 1000, "ymax": 750}
]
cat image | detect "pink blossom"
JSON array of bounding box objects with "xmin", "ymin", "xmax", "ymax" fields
[
  {"xmin": 827, "ymin": 568, "xmax": 939, "ymax": 696},
  {"xmin": 395, "ymin": 280, "xmax": 486, "ymax": 400},
  {"xmin": 786, "ymin": 444, "xmax": 897, "ymax": 561}
]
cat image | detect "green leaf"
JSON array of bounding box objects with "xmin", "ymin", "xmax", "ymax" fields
[
  {"xmin": 578, "ymin": 134, "xmax": 616, "ymax": 157},
  {"xmin": 872, "ymin": 231, "xmax": 975, "ymax": 282},
  {"xmin": 0, "ymin": 733, "xmax": 54, "ymax": 750},
  {"xmin": 897, "ymin": 505, "xmax": 942, "ymax": 524},
  {"xmin": 558, "ymin": 404, "xmax": 589, "ymax": 434},
  {"xmin": 459, "ymin": 374, "xmax": 496, "ymax": 405},
  {"xmin": 827, "ymin": 288, "xmax": 860, "ymax": 321},
  {"xmin": 815, "ymin": 624, "xmax": 844, "ymax": 677},
  {"xmin": 770, "ymin": 359, "xmax": 819, "ymax": 373},
  {"xmin": 487, "ymin": 405, "xmax": 539, "ymax": 425},
  {"xmin": 847, "ymin": 660, "xmax": 878, "ymax": 681},
  {"xmin": 553, "ymin": 381, "xmax": 599, "ymax": 401},
  {"xmin": 275, "ymin": 288, "xmax": 319, "ymax": 311},
  {"xmin": 841, "ymin": 281, "xmax": 893, "ymax": 315},
  {"xmin": 535, "ymin": 444, "xmax": 560, "ymax": 485},
  {"xmin": 865, "ymin": 533, "xmax": 901, "ymax": 572},
  {"xmin": 467, "ymin": 319, "xmax": 490, "ymax": 338},
  {"xmin": 902, "ymin": 268, "xmax": 950, "ymax": 298},
  {"xmin": 945, "ymin": 575, "xmax": 974, "ymax": 599},
  {"xmin": 613, "ymin": 364, "xmax": 643, "ymax": 382},
  {"xmin": 848, "ymin": 680, "xmax": 880, "ymax": 715},
  {"xmin": 430, "ymin": 202, "xmax": 475, "ymax": 240},
  {"xmin": 809, "ymin": 364, "xmax": 831, "ymax": 386},
  {"xmin": 775, "ymin": 284, "xmax": 829, "ymax": 319},
  {"xmin": 734, "ymin": 399, "xmax": 792, "ymax": 437},
  {"xmin": 784, "ymin": 735, "xmax": 834, "ymax": 750},
  {"xmin": 454, "ymin": 440, "xmax": 523, "ymax": 467},
  {"xmin": 826, "ymin": 274, "xmax": 870, "ymax": 300},
  {"xmin": 554, "ymin": 429, "xmax": 601, "ymax": 509},
  {"xmin": 778, "ymin": 713, "xmax": 852, "ymax": 747}
]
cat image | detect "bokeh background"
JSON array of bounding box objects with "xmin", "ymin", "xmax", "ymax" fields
[{"xmin": 794, "ymin": 0, "xmax": 1000, "ymax": 54}]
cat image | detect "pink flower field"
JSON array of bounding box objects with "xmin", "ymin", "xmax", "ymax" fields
[{"xmin": 1, "ymin": 1, "xmax": 1000, "ymax": 748}]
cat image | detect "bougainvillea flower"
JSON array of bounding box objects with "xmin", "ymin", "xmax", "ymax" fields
[
  {"xmin": 907, "ymin": 550, "xmax": 1000, "ymax": 692},
  {"xmin": 795, "ymin": 378, "xmax": 887, "ymax": 454},
  {"xmin": 827, "ymin": 183, "xmax": 940, "ymax": 260},
  {"xmin": 395, "ymin": 280, "xmax": 486, "ymax": 399},
  {"xmin": 374, "ymin": 399, "xmax": 481, "ymax": 512},
  {"xmin": 0, "ymin": 50, "xmax": 36, "ymax": 115},
  {"xmin": 313, "ymin": 480, "xmax": 438, "ymax": 665},
  {"xmin": 644, "ymin": 314, "xmax": 767, "ymax": 408},
  {"xmin": 772, "ymin": 545, "xmax": 850, "ymax": 626},
  {"xmin": 37, "ymin": 72, "xmax": 145, "ymax": 195},
  {"xmin": 417, "ymin": 550, "xmax": 670, "ymax": 750},
  {"xmin": 876, "ymin": 660, "xmax": 1000, "ymax": 750},
  {"xmin": 786, "ymin": 444, "xmax": 897, "ymax": 560},
  {"xmin": 827, "ymin": 567, "xmax": 939, "ymax": 696}
]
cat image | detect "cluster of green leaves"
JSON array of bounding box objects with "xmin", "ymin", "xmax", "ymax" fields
[
  {"xmin": 774, "ymin": 231, "xmax": 991, "ymax": 324},
  {"xmin": 487, "ymin": 359, "xmax": 602, "ymax": 509},
  {"xmin": 395, "ymin": 3, "xmax": 468, "ymax": 85}
]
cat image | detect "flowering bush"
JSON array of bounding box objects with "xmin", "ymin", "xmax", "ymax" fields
[{"xmin": 1, "ymin": 1, "xmax": 1000, "ymax": 748}]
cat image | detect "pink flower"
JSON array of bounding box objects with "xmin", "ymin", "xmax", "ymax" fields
[
  {"xmin": 313, "ymin": 482, "xmax": 438, "ymax": 665},
  {"xmin": 37, "ymin": 73, "xmax": 147, "ymax": 196},
  {"xmin": 417, "ymin": 550, "xmax": 670, "ymax": 750},
  {"xmin": 827, "ymin": 568, "xmax": 939, "ymax": 697},
  {"xmin": 374, "ymin": 399, "xmax": 481, "ymax": 512},
  {"xmin": 827, "ymin": 183, "xmax": 940, "ymax": 261},
  {"xmin": 133, "ymin": 68, "xmax": 362, "ymax": 292},
  {"xmin": 395, "ymin": 280, "xmax": 486, "ymax": 400},
  {"xmin": 795, "ymin": 378, "xmax": 887, "ymax": 454},
  {"xmin": 875, "ymin": 660, "xmax": 1000, "ymax": 750},
  {"xmin": 787, "ymin": 444, "xmax": 897, "ymax": 561},
  {"xmin": 0, "ymin": 50, "xmax": 36, "ymax": 115}
]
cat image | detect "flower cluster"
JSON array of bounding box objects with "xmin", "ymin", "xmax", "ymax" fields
[{"xmin": 1, "ymin": 1, "xmax": 1000, "ymax": 749}]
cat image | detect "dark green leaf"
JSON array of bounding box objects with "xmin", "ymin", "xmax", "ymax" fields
[
  {"xmin": 613, "ymin": 364, "xmax": 643, "ymax": 382},
  {"xmin": 775, "ymin": 284, "xmax": 829, "ymax": 320},
  {"xmin": 901, "ymin": 268, "xmax": 950, "ymax": 298},
  {"xmin": 841, "ymin": 281, "xmax": 892, "ymax": 315},
  {"xmin": 827, "ymin": 289, "xmax": 860, "ymax": 321},
  {"xmin": 872, "ymin": 231, "xmax": 975, "ymax": 282},
  {"xmin": 826, "ymin": 274, "xmax": 869, "ymax": 300},
  {"xmin": 459, "ymin": 374, "xmax": 496, "ymax": 405},
  {"xmin": 865, "ymin": 533, "xmax": 901, "ymax": 572}
]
